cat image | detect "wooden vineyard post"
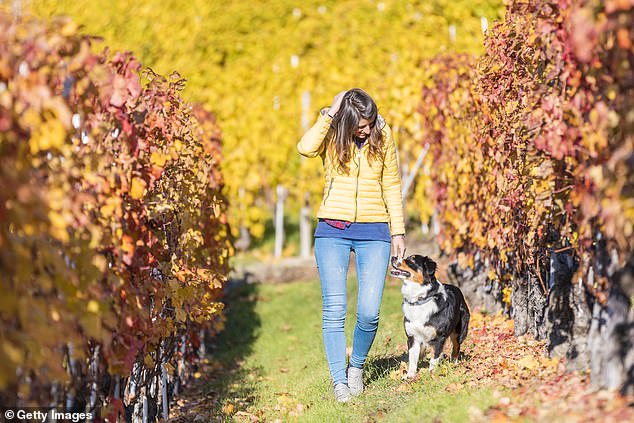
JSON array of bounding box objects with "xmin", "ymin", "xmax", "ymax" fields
[
  {"xmin": 275, "ymin": 184, "xmax": 287, "ymax": 258},
  {"xmin": 300, "ymin": 192, "xmax": 312, "ymax": 258},
  {"xmin": 299, "ymin": 90, "xmax": 313, "ymax": 258}
]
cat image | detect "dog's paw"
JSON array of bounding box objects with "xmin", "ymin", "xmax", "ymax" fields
[
  {"xmin": 428, "ymin": 352, "xmax": 446, "ymax": 370},
  {"xmin": 403, "ymin": 371, "xmax": 417, "ymax": 380}
]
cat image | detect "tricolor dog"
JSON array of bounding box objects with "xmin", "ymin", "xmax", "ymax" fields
[{"xmin": 390, "ymin": 255, "xmax": 470, "ymax": 378}]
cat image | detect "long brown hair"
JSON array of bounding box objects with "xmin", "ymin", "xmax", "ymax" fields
[{"xmin": 328, "ymin": 88, "xmax": 384, "ymax": 174}]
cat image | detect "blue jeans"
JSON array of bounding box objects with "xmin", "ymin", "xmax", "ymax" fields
[{"xmin": 314, "ymin": 237, "xmax": 391, "ymax": 386}]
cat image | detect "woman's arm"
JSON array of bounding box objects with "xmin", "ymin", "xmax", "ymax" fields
[
  {"xmin": 381, "ymin": 124, "xmax": 406, "ymax": 237},
  {"xmin": 297, "ymin": 91, "xmax": 347, "ymax": 158},
  {"xmin": 297, "ymin": 109, "xmax": 333, "ymax": 158}
]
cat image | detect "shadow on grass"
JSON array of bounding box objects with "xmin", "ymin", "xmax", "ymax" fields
[
  {"xmin": 365, "ymin": 350, "xmax": 459, "ymax": 385},
  {"xmin": 187, "ymin": 277, "xmax": 262, "ymax": 421},
  {"xmin": 364, "ymin": 352, "xmax": 408, "ymax": 384}
]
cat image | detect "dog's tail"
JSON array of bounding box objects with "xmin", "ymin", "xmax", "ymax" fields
[{"xmin": 458, "ymin": 301, "xmax": 470, "ymax": 344}]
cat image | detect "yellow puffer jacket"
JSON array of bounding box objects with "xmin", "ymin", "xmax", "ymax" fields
[{"xmin": 297, "ymin": 108, "xmax": 405, "ymax": 236}]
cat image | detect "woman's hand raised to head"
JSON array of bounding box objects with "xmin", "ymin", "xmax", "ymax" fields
[{"xmin": 328, "ymin": 90, "xmax": 348, "ymax": 117}]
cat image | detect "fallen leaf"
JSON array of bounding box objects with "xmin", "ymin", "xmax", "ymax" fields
[
  {"xmin": 445, "ymin": 382, "xmax": 464, "ymax": 393},
  {"xmin": 516, "ymin": 356, "xmax": 539, "ymax": 370}
]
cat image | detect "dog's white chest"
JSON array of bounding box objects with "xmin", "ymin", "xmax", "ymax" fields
[
  {"xmin": 403, "ymin": 301, "xmax": 438, "ymax": 338},
  {"xmin": 402, "ymin": 281, "xmax": 440, "ymax": 341}
]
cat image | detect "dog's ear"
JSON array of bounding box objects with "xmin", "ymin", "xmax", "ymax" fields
[
  {"xmin": 423, "ymin": 257, "xmax": 437, "ymax": 276},
  {"xmin": 411, "ymin": 255, "xmax": 425, "ymax": 270}
]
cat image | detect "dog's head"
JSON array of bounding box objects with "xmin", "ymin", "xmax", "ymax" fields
[{"xmin": 390, "ymin": 254, "xmax": 437, "ymax": 284}]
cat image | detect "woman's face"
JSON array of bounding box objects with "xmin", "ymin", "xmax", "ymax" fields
[{"xmin": 355, "ymin": 118, "xmax": 374, "ymax": 140}]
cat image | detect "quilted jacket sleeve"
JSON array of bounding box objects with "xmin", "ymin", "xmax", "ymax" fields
[
  {"xmin": 297, "ymin": 108, "xmax": 333, "ymax": 158},
  {"xmin": 381, "ymin": 124, "xmax": 406, "ymax": 236}
]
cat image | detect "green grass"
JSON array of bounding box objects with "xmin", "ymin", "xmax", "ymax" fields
[{"xmin": 203, "ymin": 277, "xmax": 497, "ymax": 422}]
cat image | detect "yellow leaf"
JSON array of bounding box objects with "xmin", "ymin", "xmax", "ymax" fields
[
  {"xmin": 445, "ymin": 382, "xmax": 463, "ymax": 393},
  {"xmin": 144, "ymin": 354, "xmax": 154, "ymax": 368},
  {"xmin": 2, "ymin": 340, "xmax": 23, "ymax": 364},
  {"xmin": 22, "ymin": 223, "xmax": 35, "ymax": 236},
  {"xmin": 60, "ymin": 20, "xmax": 78, "ymax": 36},
  {"xmin": 150, "ymin": 151, "xmax": 170, "ymax": 167},
  {"xmin": 92, "ymin": 255, "xmax": 107, "ymax": 272},
  {"xmin": 502, "ymin": 287, "xmax": 512, "ymax": 305},
  {"xmin": 29, "ymin": 118, "xmax": 67, "ymax": 154},
  {"xmin": 516, "ymin": 355, "xmax": 539, "ymax": 370},
  {"xmin": 607, "ymin": 88, "xmax": 616, "ymax": 101},
  {"xmin": 87, "ymin": 300, "xmax": 99, "ymax": 313},
  {"xmin": 100, "ymin": 202, "xmax": 116, "ymax": 218},
  {"xmin": 130, "ymin": 177, "xmax": 146, "ymax": 199},
  {"xmin": 48, "ymin": 210, "xmax": 69, "ymax": 243},
  {"xmin": 175, "ymin": 308, "xmax": 187, "ymax": 322}
]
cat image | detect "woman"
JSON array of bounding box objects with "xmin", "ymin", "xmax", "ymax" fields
[{"xmin": 297, "ymin": 88, "xmax": 406, "ymax": 402}]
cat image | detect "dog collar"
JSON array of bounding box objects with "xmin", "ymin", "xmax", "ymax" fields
[{"xmin": 404, "ymin": 296, "xmax": 435, "ymax": 306}]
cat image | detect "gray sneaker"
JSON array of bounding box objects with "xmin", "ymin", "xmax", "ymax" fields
[
  {"xmin": 333, "ymin": 383, "xmax": 351, "ymax": 403},
  {"xmin": 347, "ymin": 367, "xmax": 363, "ymax": 395}
]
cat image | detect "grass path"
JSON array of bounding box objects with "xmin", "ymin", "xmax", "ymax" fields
[{"xmin": 168, "ymin": 277, "xmax": 633, "ymax": 422}]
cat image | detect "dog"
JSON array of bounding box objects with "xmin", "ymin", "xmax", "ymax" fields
[{"xmin": 390, "ymin": 254, "xmax": 470, "ymax": 378}]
